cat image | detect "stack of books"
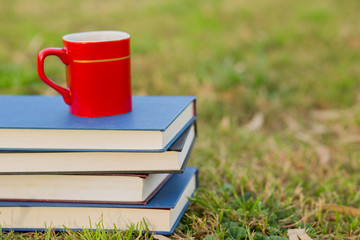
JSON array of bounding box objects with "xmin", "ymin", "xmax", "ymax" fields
[{"xmin": 0, "ymin": 95, "xmax": 198, "ymax": 235}]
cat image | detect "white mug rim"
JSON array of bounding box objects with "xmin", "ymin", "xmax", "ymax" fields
[{"xmin": 63, "ymin": 31, "xmax": 130, "ymax": 43}]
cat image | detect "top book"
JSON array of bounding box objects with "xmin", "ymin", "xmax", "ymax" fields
[{"xmin": 0, "ymin": 95, "xmax": 196, "ymax": 151}]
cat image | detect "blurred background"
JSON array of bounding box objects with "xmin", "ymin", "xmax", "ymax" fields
[
  {"xmin": 2, "ymin": 0, "xmax": 359, "ymax": 108},
  {"xmin": 1, "ymin": 0, "xmax": 360, "ymax": 238}
]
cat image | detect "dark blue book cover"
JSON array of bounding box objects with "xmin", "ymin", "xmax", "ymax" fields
[
  {"xmin": 0, "ymin": 95, "xmax": 196, "ymax": 151},
  {"xmin": 0, "ymin": 167, "xmax": 198, "ymax": 235}
]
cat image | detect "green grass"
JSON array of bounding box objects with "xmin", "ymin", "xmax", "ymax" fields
[
  {"xmin": 1, "ymin": 0, "xmax": 360, "ymax": 239},
  {"xmin": 0, "ymin": 221, "xmax": 155, "ymax": 240}
]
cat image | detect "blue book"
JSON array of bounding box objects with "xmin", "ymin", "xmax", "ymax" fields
[
  {"xmin": 0, "ymin": 124, "xmax": 196, "ymax": 174},
  {"xmin": 0, "ymin": 95, "xmax": 196, "ymax": 151},
  {"xmin": 0, "ymin": 167, "xmax": 198, "ymax": 235}
]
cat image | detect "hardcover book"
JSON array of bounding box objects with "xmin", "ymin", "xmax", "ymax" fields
[
  {"xmin": 0, "ymin": 124, "xmax": 196, "ymax": 174},
  {"xmin": 0, "ymin": 167, "xmax": 198, "ymax": 235},
  {"xmin": 0, "ymin": 95, "xmax": 196, "ymax": 151},
  {"xmin": 0, "ymin": 173, "xmax": 171, "ymax": 204}
]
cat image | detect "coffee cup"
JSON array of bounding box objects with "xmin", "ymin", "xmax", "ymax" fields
[{"xmin": 37, "ymin": 30, "xmax": 132, "ymax": 117}]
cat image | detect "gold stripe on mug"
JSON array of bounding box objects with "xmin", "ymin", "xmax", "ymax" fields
[{"xmin": 73, "ymin": 55, "xmax": 130, "ymax": 63}]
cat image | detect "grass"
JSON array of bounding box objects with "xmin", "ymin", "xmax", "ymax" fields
[
  {"xmin": 0, "ymin": 0, "xmax": 360, "ymax": 239},
  {"xmin": 0, "ymin": 221, "xmax": 155, "ymax": 240}
]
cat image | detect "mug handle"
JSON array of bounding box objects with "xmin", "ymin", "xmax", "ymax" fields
[{"xmin": 37, "ymin": 48, "xmax": 72, "ymax": 105}]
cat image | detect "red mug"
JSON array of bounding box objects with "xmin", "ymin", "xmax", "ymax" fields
[{"xmin": 37, "ymin": 31, "xmax": 132, "ymax": 117}]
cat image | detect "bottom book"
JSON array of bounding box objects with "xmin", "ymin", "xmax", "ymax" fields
[{"xmin": 0, "ymin": 167, "xmax": 198, "ymax": 235}]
